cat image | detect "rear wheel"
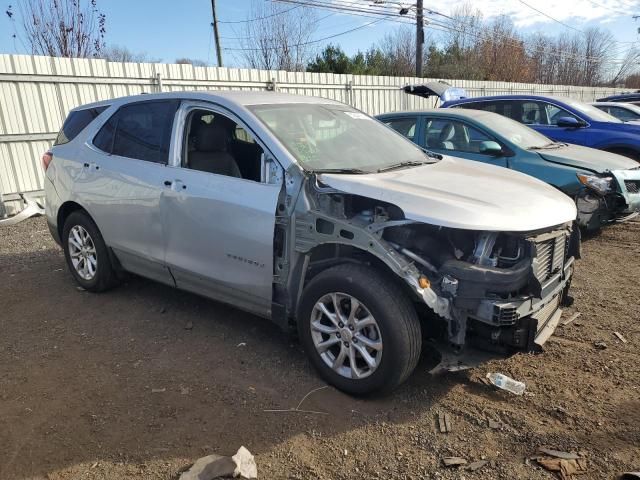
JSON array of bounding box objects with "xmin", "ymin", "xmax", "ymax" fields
[
  {"xmin": 298, "ymin": 263, "xmax": 422, "ymax": 395},
  {"xmin": 62, "ymin": 210, "xmax": 118, "ymax": 292}
]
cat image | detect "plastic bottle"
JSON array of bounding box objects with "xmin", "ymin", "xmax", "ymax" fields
[{"xmin": 486, "ymin": 372, "xmax": 526, "ymax": 395}]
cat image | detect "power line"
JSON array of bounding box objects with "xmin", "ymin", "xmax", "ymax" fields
[
  {"xmin": 217, "ymin": 4, "xmax": 300, "ymax": 24},
  {"xmin": 222, "ymin": 17, "xmax": 384, "ymax": 51},
  {"xmin": 274, "ymin": 0, "xmax": 638, "ymax": 65},
  {"xmin": 583, "ymin": 0, "xmax": 634, "ymax": 16}
]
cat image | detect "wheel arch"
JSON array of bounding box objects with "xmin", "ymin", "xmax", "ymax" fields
[
  {"xmin": 291, "ymin": 242, "xmax": 420, "ymax": 321},
  {"xmin": 57, "ymin": 201, "xmax": 93, "ymax": 241}
]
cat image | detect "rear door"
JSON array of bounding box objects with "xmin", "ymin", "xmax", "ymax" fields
[
  {"xmin": 161, "ymin": 103, "xmax": 282, "ymax": 317},
  {"xmin": 81, "ymin": 99, "xmax": 179, "ymax": 284}
]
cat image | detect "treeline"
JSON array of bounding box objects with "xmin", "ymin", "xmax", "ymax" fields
[{"xmin": 306, "ymin": 7, "xmax": 640, "ymax": 88}]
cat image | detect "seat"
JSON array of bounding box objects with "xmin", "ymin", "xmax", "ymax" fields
[
  {"xmin": 523, "ymin": 109, "xmax": 539, "ymax": 124},
  {"xmin": 437, "ymin": 123, "xmax": 456, "ymax": 150},
  {"xmin": 189, "ymin": 122, "xmax": 242, "ymax": 178}
]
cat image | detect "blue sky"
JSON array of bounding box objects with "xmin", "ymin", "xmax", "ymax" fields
[{"xmin": 2, "ymin": 0, "xmax": 639, "ymax": 66}]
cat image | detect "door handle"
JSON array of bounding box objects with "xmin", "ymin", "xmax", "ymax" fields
[{"xmin": 164, "ymin": 180, "xmax": 187, "ymax": 191}]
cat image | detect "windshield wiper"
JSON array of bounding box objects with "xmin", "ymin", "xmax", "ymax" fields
[
  {"xmin": 528, "ymin": 142, "xmax": 565, "ymax": 151},
  {"xmin": 377, "ymin": 160, "xmax": 430, "ymax": 173},
  {"xmin": 313, "ymin": 167, "xmax": 369, "ymax": 174}
]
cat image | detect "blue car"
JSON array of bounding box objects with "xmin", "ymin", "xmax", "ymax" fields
[
  {"xmin": 377, "ymin": 107, "xmax": 640, "ymax": 230},
  {"xmin": 438, "ymin": 92, "xmax": 640, "ymax": 160}
]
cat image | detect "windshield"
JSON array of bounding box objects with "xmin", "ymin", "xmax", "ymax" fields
[
  {"xmin": 249, "ymin": 103, "xmax": 430, "ymax": 172},
  {"xmin": 485, "ymin": 113, "xmax": 555, "ymax": 149},
  {"xmin": 565, "ymin": 100, "xmax": 622, "ymax": 123}
]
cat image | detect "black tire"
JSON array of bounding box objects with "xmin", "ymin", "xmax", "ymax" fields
[
  {"xmin": 62, "ymin": 210, "xmax": 118, "ymax": 292},
  {"xmin": 298, "ymin": 263, "xmax": 422, "ymax": 395}
]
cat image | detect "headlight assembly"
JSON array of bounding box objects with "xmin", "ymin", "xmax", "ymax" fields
[{"xmin": 577, "ymin": 174, "xmax": 613, "ymax": 195}]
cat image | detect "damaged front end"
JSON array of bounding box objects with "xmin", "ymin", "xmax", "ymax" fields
[
  {"xmin": 576, "ymin": 171, "xmax": 640, "ymax": 229},
  {"xmin": 289, "ymin": 175, "xmax": 579, "ymax": 371}
]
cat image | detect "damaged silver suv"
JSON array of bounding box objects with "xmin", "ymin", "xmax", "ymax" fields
[{"xmin": 44, "ymin": 92, "xmax": 579, "ymax": 394}]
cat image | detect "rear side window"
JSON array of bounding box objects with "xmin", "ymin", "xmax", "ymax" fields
[
  {"xmin": 93, "ymin": 100, "xmax": 179, "ymax": 164},
  {"xmin": 55, "ymin": 106, "xmax": 108, "ymax": 145},
  {"xmin": 384, "ymin": 117, "xmax": 417, "ymax": 141}
]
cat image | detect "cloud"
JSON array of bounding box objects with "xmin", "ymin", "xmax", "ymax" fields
[{"xmin": 443, "ymin": 0, "xmax": 636, "ymax": 27}]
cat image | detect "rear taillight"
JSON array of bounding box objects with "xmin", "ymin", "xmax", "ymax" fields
[{"xmin": 42, "ymin": 151, "xmax": 53, "ymax": 171}]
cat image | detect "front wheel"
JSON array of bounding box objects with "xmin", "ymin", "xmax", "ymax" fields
[{"xmin": 298, "ymin": 263, "xmax": 422, "ymax": 395}]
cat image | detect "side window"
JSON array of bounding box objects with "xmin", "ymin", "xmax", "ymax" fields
[
  {"xmin": 424, "ymin": 118, "xmax": 492, "ymax": 153},
  {"xmin": 55, "ymin": 106, "xmax": 109, "ymax": 145},
  {"xmin": 384, "ymin": 117, "xmax": 417, "ymax": 141},
  {"xmin": 521, "ymin": 102, "xmax": 544, "ymax": 125},
  {"xmin": 93, "ymin": 100, "xmax": 179, "ymax": 164},
  {"xmin": 183, "ymin": 109, "xmax": 264, "ymax": 182},
  {"xmin": 544, "ymin": 103, "xmax": 579, "ymax": 126},
  {"xmin": 609, "ymin": 106, "xmax": 638, "ymax": 122}
]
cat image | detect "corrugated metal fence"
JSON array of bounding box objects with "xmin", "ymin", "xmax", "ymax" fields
[{"xmin": 0, "ymin": 53, "xmax": 629, "ymax": 211}]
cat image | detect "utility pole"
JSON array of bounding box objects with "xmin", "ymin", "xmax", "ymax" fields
[
  {"xmin": 211, "ymin": 0, "xmax": 223, "ymax": 67},
  {"xmin": 416, "ymin": 0, "xmax": 424, "ymax": 77}
]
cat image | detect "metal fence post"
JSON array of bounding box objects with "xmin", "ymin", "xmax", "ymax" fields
[{"xmin": 266, "ymin": 77, "xmax": 278, "ymax": 92}]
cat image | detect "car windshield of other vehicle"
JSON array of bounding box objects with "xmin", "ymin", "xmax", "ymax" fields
[
  {"xmin": 565, "ymin": 100, "xmax": 622, "ymax": 123},
  {"xmin": 249, "ymin": 103, "xmax": 433, "ymax": 173},
  {"xmin": 485, "ymin": 113, "xmax": 555, "ymax": 149}
]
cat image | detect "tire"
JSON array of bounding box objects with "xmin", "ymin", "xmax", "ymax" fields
[
  {"xmin": 298, "ymin": 263, "xmax": 422, "ymax": 395},
  {"xmin": 62, "ymin": 210, "xmax": 118, "ymax": 292}
]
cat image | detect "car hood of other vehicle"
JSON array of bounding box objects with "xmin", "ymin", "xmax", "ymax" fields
[
  {"xmin": 538, "ymin": 144, "xmax": 639, "ymax": 174},
  {"xmin": 319, "ymin": 157, "xmax": 577, "ymax": 232}
]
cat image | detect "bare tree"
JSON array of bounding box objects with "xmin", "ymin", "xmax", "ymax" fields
[
  {"xmin": 101, "ymin": 45, "xmax": 159, "ymax": 63},
  {"xmin": 11, "ymin": 0, "xmax": 106, "ymax": 57},
  {"xmin": 241, "ymin": 1, "xmax": 318, "ymax": 71},
  {"xmin": 176, "ymin": 58, "xmax": 207, "ymax": 66}
]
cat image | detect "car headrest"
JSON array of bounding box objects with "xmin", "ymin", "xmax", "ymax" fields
[{"xmin": 195, "ymin": 122, "xmax": 228, "ymax": 152}]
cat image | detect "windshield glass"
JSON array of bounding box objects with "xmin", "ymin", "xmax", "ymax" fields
[
  {"xmin": 565, "ymin": 99, "xmax": 622, "ymax": 123},
  {"xmin": 249, "ymin": 103, "xmax": 430, "ymax": 172},
  {"xmin": 484, "ymin": 113, "xmax": 555, "ymax": 149}
]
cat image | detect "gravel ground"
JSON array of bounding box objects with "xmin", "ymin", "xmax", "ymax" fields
[{"xmin": 0, "ymin": 217, "xmax": 638, "ymax": 480}]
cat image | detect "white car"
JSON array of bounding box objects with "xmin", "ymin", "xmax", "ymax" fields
[{"xmin": 43, "ymin": 91, "xmax": 579, "ymax": 394}]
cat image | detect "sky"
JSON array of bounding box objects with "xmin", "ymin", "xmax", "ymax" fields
[{"xmin": 1, "ymin": 0, "xmax": 640, "ymax": 66}]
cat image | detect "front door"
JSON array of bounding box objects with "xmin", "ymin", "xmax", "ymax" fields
[
  {"xmin": 423, "ymin": 117, "xmax": 508, "ymax": 167},
  {"xmin": 161, "ymin": 104, "xmax": 282, "ymax": 316}
]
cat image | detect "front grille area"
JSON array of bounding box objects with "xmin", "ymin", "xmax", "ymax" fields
[
  {"xmin": 624, "ymin": 180, "xmax": 640, "ymax": 194},
  {"xmin": 532, "ymin": 233, "xmax": 566, "ymax": 283},
  {"xmin": 492, "ymin": 304, "xmax": 519, "ymax": 325},
  {"xmin": 533, "ymin": 295, "xmax": 561, "ymax": 332}
]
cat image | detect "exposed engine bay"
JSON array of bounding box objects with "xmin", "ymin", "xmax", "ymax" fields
[{"xmin": 277, "ymin": 175, "xmax": 579, "ymax": 361}]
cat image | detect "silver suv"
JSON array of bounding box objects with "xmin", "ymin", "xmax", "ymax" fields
[{"xmin": 44, "ymin": 91, "xmax": 579, "ymax": 394}]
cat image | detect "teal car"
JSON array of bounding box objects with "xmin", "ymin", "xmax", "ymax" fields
[{"xmin": 377, "ymin": 108, "xmax": 640, "ymax": 230}]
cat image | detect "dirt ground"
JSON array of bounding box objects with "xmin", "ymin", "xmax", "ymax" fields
[{"xmin": 0, "ymin": 217, "xmax": 638, "ymax": 480}]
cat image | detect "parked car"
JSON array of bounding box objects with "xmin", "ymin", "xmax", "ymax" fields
[
  {"xmin": 590, "ymin": 102, "xmax": 640, "ymax": 123},
  {"xmin": 44, "ymin": 91, "xmax": 579, "ymax": 394},
  {"xmin": 434, "ymin": 90, "xmax": 640, "ymax": 160},
  {"xmin": 377, "ymin": 108, "xmax": 640, "ymax": 230},
  {"xmin": 596, "ymin": 92, "xmax": 640, "ymax": 105}
]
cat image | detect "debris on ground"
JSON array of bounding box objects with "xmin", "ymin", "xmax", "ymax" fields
[
  {"xmin": 561, "ymin": 312, "xmax": 581, "ymax": 326},
  {"xmin": 488, "ymin": 419, "xmax": 503, "ymax": 430},
  {"xmin": 486, "ymin": 372, "xmax": 526, "ymax": 395},
  {"xmin": 442, "ymin": 457, "xmax": 467, "ymax": 467},
  {"xmin": 613, "ymin": 331, "xmax": 628, "ymax": 344},
  {"xmin": 184, "ymin": 320, "xmax": 193, "ymax": 330},
  {"xmin": 179, "ymin": 446, "xmax": 257, "ymax": 480},
  {"xmin": 437, "ymin": 412, "xmax": 452, "ymax": 433},
  {"xmin": 537, "ymin": 447, "xmax": 580, "ymax": 460},
  {"xmin": 466, "ymin": 460, "xmax": 488, "ymax": 472},
  {"xmin": 532, "ymin": 448, "xmax": 588, "ymax": 479},
  {"xmin": 151, "ymin": 388, "xmax": 166, "ymax": 393},
  {"xmin": 594, "ymin": 341, "xmax": 608, "ymax": 350},
  {"xmin": 237, "ymin": 342, "xmax": 247, "ymax": 347}
]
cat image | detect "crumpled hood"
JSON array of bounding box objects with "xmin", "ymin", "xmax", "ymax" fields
[
  {"xmin": 538, "ymin": 144, "xmax": 639, "ymax": 173},
  {"xmin": 319, "ymin": 157, "xmax": 577, "ymax": 232}
]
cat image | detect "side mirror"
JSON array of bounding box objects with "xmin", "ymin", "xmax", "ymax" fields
[
  {"xmin": 479, "ymin": 140, "xmax": 503, "ymax": 156},
  {"xmin": 556, "ymin": 117, "xmax": 585, "ymax": 128}
]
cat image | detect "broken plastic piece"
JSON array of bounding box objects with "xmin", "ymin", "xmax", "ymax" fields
[{"xmin": 486, "ymin": 372, "xmax": 526, "ymax": 395}]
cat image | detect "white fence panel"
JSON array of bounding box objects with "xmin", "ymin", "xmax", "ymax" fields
[{"xmin": 0, "ymin": 53, "xmax": 631, "ymax": 212}]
